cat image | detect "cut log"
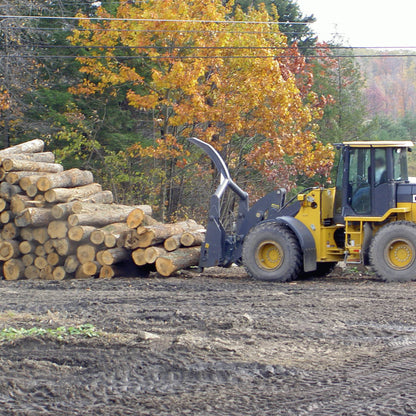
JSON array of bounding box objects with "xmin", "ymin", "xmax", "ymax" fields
[
  {"xmin": 180, "ymin": 231, "xmax": 206, "ymax": 247},
  {"xmin": 132, "ymin": 248, "xmax": 147, "ymax": 266},
  {"xmin": 10, "ymin": 195, "xmax": 29, "ymax": 214},
  {"xmin": 51, "ymin": 201, "xmax": 83, "ymax": 219},
  {"xmin": 44, "ymin": 239, "xmax": 55, "ymax": 254},
  {"xmin": 3, "ymin": 259, "xmax": 25, "ymax": 280},
  {"xmin": 47, "ymin": 252, "xmax": 62, "ymax": 267},
  {"xmin": 6, "ymin": 171, "xmax": 49, "ymax": 185},
  {"xmin": 104, "ymin": 234, "xmax": 117, "ymax": 248},
  {"xmin": 44, "ymin": 183, "xmax": 102, "ymax": 203},
  {"xmin": 39, "ymin": 265, "xmax": 53, "ymax": 280},
  {"xmin": 1, "ymin": 151, "xmax": 55, "ymax": 164},
  {"xmin": 126, "ymin": 208, "xmax": 156, "ymax": 229},
  {"xmin": 155, "ymin": 246, "xmax": 201, "ymax": 277},
  {"xmin": 136, "ymin": 220, "xmax": 201, "ymax": 248},
  {"xmin": 0, "ymin": 182, "xmax": 22, "ymax": 200},
  {"xmin": 22, "ymin": 254, "xmax": 35, "ymax": 267},
  {"xmin": 0, "ymin": 139, "xmax": 44, "ymax": 156},
  {"xmin": 90, "ymin": 229, "xmax": 105, "ymax": 245},
  {"xmin": 97, "ymin": 247, "xmax": 130, "ymax": 266},
  {"xmin": 80, "ymin": 190, "xmax": 114, "ymax": 204},
  {"xmin": 25, "ymin": 183, "xmax": 38, "ymax": 198},
  {"xmin": 53, "ymin": 238, "xmax": 76, "ymax": 256},
  {"xmin": 24, "ymin": 265, "xmax": 40, "ymax": 280},
  {"xmin": 36, "ymin": 168, "xmax": 94, "ymax": 192},
  {"xmin": 78, "ymin": 261, "xmax": 100, "ymax": 277},
  {"xmin": 0, "ymin": 240, "xmax": 20, "ymax": 261},
  {"xmin": 75, "ymin": 265, "xmax": 93, "ymax": 279},
  {"xmin": 15, "ymin": 207, "xmax": 54, "ymax": 227},
  {"xmin": 20, "ymin": 227, "xmax": 34, "ymax": 241},
  {"xmin": 1, "ymin": 222, "xmax": 19, "ymax": 240},
  {"xmin": 0, "ymin": 198, "xmax": 7, "ymax": 212},
  {"xmin": 76, "ymin": 244, "xmax": 96, "ymax": 264},
  {"xmin": 2, "ymin": 159, "xmax": 63, "ymax": 173},
  {"xmin": 99, "ymin": 263, "xmax": 151, "ymax": 279},
  {"xmin": 47, "ymin": 221, "xmax": 68, "ymax": 239},
  {"xmin": 68, "ymin": 203, "xmax": 152, "ymax": 228},
  {"xmin": 19, "ymin": 175, "xmax": 44, "ymax": 191},
  {"xmin": 164, "ymin": 234, "xmax": 182, "ymax": 252},
  {"xmin": 35, "ymin": 245, "xmax": 46, "ymax": 257},
  {"xmin": 64, "ymin": 255, "xmax": 79, "ymax": 274},
  {"xmin": 145, "ymin": 246, "xmax": 168, "ymax": 264},
  {"xmin": 68, "ymin": 225, "xmax": 96, "ymax": 242},
  {"xmin": 52, "ymin": 266, "xmax": 66, "ymax": 281},
  {"xmin": 33, "ymin": 227, "xmax": 49, "ymax": 244},
  {"xmin": 34, "ymin": 256, "xmax": 48, "ymax": 270},
  {"xmin": 19, "ymin": 240, "xmax": 35, "ymax": 255},
  {"xmin": 0, "ymin": 210, "xmax": 11, "ymax": 224}
]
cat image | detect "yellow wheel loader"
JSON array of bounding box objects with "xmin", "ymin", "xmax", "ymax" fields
[{"xmin": 189, "ymin": 138, "xmax": 416, "ymax": 282}]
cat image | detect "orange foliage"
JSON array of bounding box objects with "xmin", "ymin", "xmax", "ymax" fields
[{"xmin": 69, "ymin": 0, "xmax": 334, "ymax": 191}]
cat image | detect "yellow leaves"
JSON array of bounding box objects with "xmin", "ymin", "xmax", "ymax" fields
[{"xmin": 0, "ymin": 89, "xmax": 10, "ymax": 112}]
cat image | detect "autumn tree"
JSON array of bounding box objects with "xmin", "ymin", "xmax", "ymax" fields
[{"xmin": 69, "ymin": 0, "xmax": 333, "ymax": 220}]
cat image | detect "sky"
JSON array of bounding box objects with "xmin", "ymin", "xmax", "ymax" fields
[{"xmin": 295, "ymin": 0, "xmax": 416, "ymax": 48}]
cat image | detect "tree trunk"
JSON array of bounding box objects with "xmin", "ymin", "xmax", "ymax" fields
[
  {"xmin": 2, "ymin": 159, "xmax": 63, "ymax": 173},
  {"xmin": 80, "ymin": 190, "xmax": 114, "ymax": 204},
  {"xmin": 15, "ymin": 207, "xmax": 54, "ymax": 227},
  {"xmin": 164, "ymin": 234, "xmax": 182, "ymax": 252},
  {"xmin": 136, "ymin": 220, "xmax": 201, "ymax": 248},
  {"xmin": 97, "ymin": 247, "xmax": 130, "ymax": 265},
  {"xmin": 51, "ymin": 201, "xmax": 83, "ymax": 219},
  {"xmin": 1, "ymin": 151, "xmax": 55, "ymax": 164},
  {"xmin": 68, "ymin": 225, "xmax": 96, "ymax": 242},
  {"xmin": 180, "ymin": 231, "xmax": 206, "ymax": 247},
  {"xmin": 44, "ymin": 183, "xmax": 102, "ymax": 203},
  {"xmin": 0, "ymin": 139, "xmax": 44, "ymax": 156},
  {"xmin": 145, "ymin": 246, "xmax": 168, "ymax": 264},
  {"xmin": 3, "ymin": 259, "xmax": 25, "ymax": 280},
  {"xmin": 36, "ymin": 168, "xmax": 94, "ymax": 192},
  {"xmin": 155, "ymin": 247, "xmax": 201, "ymax": 277}
]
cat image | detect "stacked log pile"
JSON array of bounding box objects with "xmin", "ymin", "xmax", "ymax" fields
[{"xmin": 0, "ymin": 139, "xmax": 204, "ymax": 280}]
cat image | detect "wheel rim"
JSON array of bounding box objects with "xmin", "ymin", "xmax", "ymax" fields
[
  {"xmin": 255, "ymin": 241, "xmax": 284, "ymax": 270},
  {"xmin": 385, "ymin": 238, "xmax": 415, "ymax": 270}
]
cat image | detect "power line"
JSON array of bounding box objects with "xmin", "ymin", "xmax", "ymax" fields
[{"xmin": 0, "ymin": 15, "xmax": 308, "ymax": 25}]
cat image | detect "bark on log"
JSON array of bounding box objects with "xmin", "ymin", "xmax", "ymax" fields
[
  {"xmin": 2, "ymin": 159, "xmax": 63, "ymax": 173},
  {"xmin": 19, "ymin": 175, "xmax": 44, "ymax": 191},
  {"xmin": 36, "ymin": 168, "xmax": 94, "ymax": 192},
  {"xmin": 0, "ymin": 240, "xmax": 20, "ymax": 261},
  {"xmin": 68, "ymin": 225, "xmax": 96, "ymax": 242},
  {"xmin": 6, "ymin": 170, "xmax": 51, "ymax": 185},
  {"xmin": 44, "ymin": 183, "xmax": 102, "ymax": 203},
  {"xmin": 24, "ymin": 265, "xmax": 40, "ymax": 279},
  {"xmin": 97, "ymin": 247, "xmax": 130, "ymax": 266},
  {"xmin": 136, "ymin": 220, "xmax": 200, "ymax": 248},
  {"xmin": 15, "ymin": 207, "xmax": 54, "ymax": 227},
  {"xmin": 0, "ymin": 182, "xmax": 22, "ymax": 200},
  {"xmin": 144, "ymin": 245, "xmax": 168, "ymax": 263},
  {"xmin": 155, "ymin": 247, "xmax": 201, "ymax": 277},
  {"xmin": 68, "ymin": 203, "xmax": 152, "ymax": 228},
  {"xmin": 180, "ymin": 231, "xmax": 206, "ymax": 247},
  {"xmin": 3, "ymin": 259, "xmax": 25, "ymax": 280},
  {"xmin": 164, "ymin": 234, "xmax": 182, "ymax": 252},
  {"xmin": 76, "ymin": 244, "xmax": 96, "ymax": 264},
  {"xmin": 0, "ymin": 139, "xmax": 44, "ymax": 156},
  {"xmin": 51, "ymin": 201, "xmax": 83, "ymax": 219},
  {"xmin": 0, "ymin": 151, "xmax": 55, "ymax": 164},
  {"xmin": 80, "ymin": 190, "xmax": 114, "ymax": 204},
  {"xmin": 47, "ymin": 221, "xmax": 68, "ymax": 239}
]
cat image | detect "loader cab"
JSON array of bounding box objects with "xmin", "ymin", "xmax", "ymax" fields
[{"xmin": 334, "ymin": 141, "xmax": 412, "ymax": 222}]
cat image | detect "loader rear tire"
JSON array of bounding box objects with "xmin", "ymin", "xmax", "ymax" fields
[
  {"xmin": 369, "ymin": 221, "xmax": 416, "ymax": 282},
  {"xmin": 242, "ymin": 221, "xmax": 302, "ymax": 282}
]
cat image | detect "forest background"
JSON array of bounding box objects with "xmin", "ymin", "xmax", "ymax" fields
[{"xmin": 1, "ymin": 0, "xmax": 415, "ymax": 223}]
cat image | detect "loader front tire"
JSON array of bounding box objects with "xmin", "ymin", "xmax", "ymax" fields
[
  {"xmin": 242, "ymin": 222, "xmax": 302, "ymax": 282},
  {"xmin": 369, "ymin": 221, "xmax": 416, "ymax": 282}
]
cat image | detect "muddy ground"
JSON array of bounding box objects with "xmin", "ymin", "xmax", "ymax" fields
[{"xmin": 1, "ymin": 266, "xmax": 416, "ymax": 415}]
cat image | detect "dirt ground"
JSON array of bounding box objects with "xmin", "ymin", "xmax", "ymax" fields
[{"xmin": 1, "ymin": 265, "xmax": 416, "ymax": 416}]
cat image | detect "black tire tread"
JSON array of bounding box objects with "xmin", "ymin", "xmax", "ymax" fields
[
  {"xmin": 242, "ymin": 221, "xmax": 302, "ymax": 282},
  {"xmin": 369, "ymin": 220, "xmax": 416, "ymax": 282}
]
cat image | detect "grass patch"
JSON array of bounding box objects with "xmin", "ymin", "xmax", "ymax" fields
[{"xmin": 0, "ymin": 323, "xmax": 101, "ymax": 342}]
